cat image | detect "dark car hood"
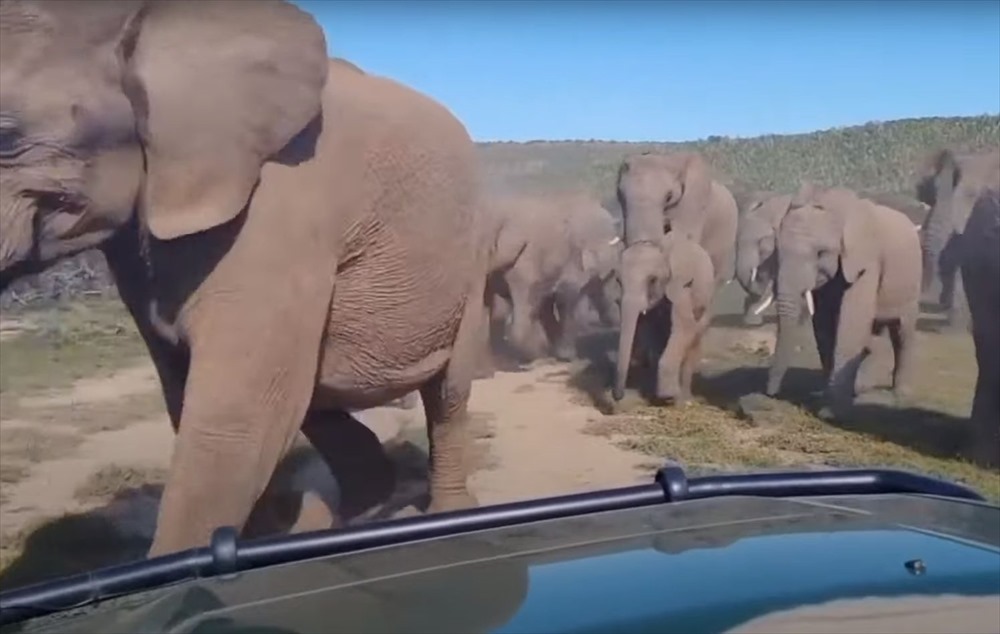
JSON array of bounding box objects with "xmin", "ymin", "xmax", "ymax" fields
[{"xmin": 6, "ymin": 493, "xmax": 999, "ymax": 634}]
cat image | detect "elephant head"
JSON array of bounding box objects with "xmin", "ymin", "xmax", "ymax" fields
[
  {"xmin": 0, "ymin": 0, "xmax": 328, "ymax": 291},
  {"xmin": 735, "ymin": 191, "xmax": 794, "ymax": 315},
  {"xmin": 767, "ymin": 184, "xmax": 879, "ymax": 396},
  {"xmin": 613, "ymin": 233, "xmax": 705, "ymax": 401},
  {"xmin": 915, "ymin": 148, "xmax": 1000, "ymax": 299},
  {"xmin": 616, "ymin": 151, "xmax": 713, "ymax": 246}
]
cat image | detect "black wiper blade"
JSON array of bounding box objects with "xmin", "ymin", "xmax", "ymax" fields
[{"xmin": 0, "ymin": 465, "xmax": 986, "ymax": 627}]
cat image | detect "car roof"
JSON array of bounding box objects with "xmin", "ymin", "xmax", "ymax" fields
[{"xmin": 11, "ymin": 492, "xmax": 998, "ymax": 634}]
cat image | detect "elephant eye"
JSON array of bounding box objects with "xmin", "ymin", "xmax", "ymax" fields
[{"xmin": 0, "ymin": 117, "xmax": 25, "ymax": 159}]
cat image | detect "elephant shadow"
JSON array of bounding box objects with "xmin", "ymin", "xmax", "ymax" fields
[
  {"xmin": 693, "ymin": 365, "xmax": 980, "ymax": 465},
  {"xmin": 0, "ymin": 437, "xmax": 434, "ymax": 593}
]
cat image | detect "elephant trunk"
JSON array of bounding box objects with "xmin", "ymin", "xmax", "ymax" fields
[
  {"xmin": 920, "ymin": 171, "xmax": 956, "ymax": 296},
  {"xmin": 613, "ymin": 292, "xmax": 645, "ymax": 401},
  {"xmin": 735, "ymin": 242, "xmax": 763, "ymax": 298},
  {"xmin": 767, "ymin": 260, "xmax": 813, "ymax": 396}
]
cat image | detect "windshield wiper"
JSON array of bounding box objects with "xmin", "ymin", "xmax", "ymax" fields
[{"xmin": 0, "ymin": 465, "xmax": 986, "ymax": 627}]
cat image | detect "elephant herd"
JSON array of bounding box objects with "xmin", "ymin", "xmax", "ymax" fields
[{"xmin": 0, "ymin": 1, "xmax": 996, "ymax": 559}]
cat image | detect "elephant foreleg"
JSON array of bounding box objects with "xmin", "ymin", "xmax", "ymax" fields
[
  {"xmin": 656, "ymin": 293, "xmax": 697, "ymax": 403},
  {"xmin": 825, "ymin": 274, "xmax": 879, "ymax": 416},
  {"xmin": 147, "ymin": 285, "xmax": 332, "ymax": 557},
  {"xmin": 551, "ymin": 287, "xmax": 582, "ymax": 361},
  {"xmin": 811, "ymin": 281, "xmax": 842, "ymax": 382}
]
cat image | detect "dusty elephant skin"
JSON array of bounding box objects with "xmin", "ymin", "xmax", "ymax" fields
[
  {"xmin": 960, "ymin": 188, "xmax": 1000, "ymax": 467},
  {"xmin": 767, "ymin": 184, "xmax": 922, "ymax": 416},
  {"xmin": 612, "ymin": 233, "xmax": 716, "ymax": 404},
  {"xmin": 482, "ymin": 191, "xmax": 622, "ymax": 365},
  {"xmin": 915, "ymin": 148, "xmax": 1000, "ymax": 333},
  {"xmin": 0, "ymin": 0, "xmax": 485, "ymax": 556},
  {"xmin": 616, "ymin": 151, "xmax": 739, "ymax": 289}
]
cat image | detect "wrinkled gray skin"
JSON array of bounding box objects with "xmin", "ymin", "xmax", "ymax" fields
[
  {"xmin": 613, "ymin": 233, "xmax": 715, "ymax": 403},
  {"xmin": 0, "ymin": 0, "xmax": 486, "ymax": 556},
  {"xmin": 916, "ymin": 149, "xmax": 1000, "ymax": 332},
  {"xmin": 734, "ymin": 191, "xmax": 794, "ymax": 326},
  {"xmin": 484, "ymin": 191, "xmax": 622, "ymax": 364},
  {"xmin": 959, "ymin": 188, "xmax": 999, "ymax": 467},
  {"xmin": 768, "ymin": 185, "xmax": 922, "ymax": 416}
]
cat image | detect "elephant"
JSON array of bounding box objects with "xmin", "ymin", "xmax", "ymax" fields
[
  {"xmin": 736, "ymin": 190, "xmax": 925, "ymax": 328},
  {"xmin": 767, "ymin": 184, "xmax": 922, "ymax": 415},
  {"xmin": 959, "ymin": 188, "xmax": 999, "ymax": 467},
  {"xmin": 734, "ymin": 190, "xmax": 795, "ymax": 326},
  {"xmin": 483, "ymin": 190, "xmax": 622, "ymax": 364},
  {"xmin": 613, "ymin": 232, "xmax": 716, "ymax": 404},
  {"xmin": 616, "ymin": 151, "xmax": 739, "ymax": 289},
  {"xmin": 915, "ymin": 148, "xmax": 1000, "ymax": 332},
  {"xmin": 0, "ymin": 0, "xmax": 487, "ymax": 556}
]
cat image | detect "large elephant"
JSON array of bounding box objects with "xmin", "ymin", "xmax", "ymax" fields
[
  {"xmin": 734, "ymin": 191, "xmax": 795, "ymax": 326},
  {"xmin": 960, "ymin": 188, "xmax": 999, "ymax": 467},
  {"xmin": 617, "ymin": 151, "xmax": 739, "ymax": 288},
  {"xmin": 767, "ymin": 184, "xmax": 922, "ymax": 414},
  {"xmin": 613, "ymin": 233, "xmax": 716, "ymax": 404},
  {"xmin": 484, "ymin": 191, "xmax": 622, "ymax": 364},
  {"xmin": 916, "ymin": 148, "xmax": 1000, "ymax": 332},
  {"xmin": 0, "ymin": 0, "xmax": 485, "ymax": 556}
]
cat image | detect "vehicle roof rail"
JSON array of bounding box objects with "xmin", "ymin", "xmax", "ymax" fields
[{"xmin": 0, "ymin": 465, "xmax": 986, "ymax": 627}]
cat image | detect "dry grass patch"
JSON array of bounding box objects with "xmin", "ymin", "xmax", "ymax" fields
[
  {"xmin": 0, "ymin": 298, "xmax": 146, "ymax": 399},
  {"xmin": 73, "ymin": 464, "xmax": 169, "ymax": 504},
  {"xmin": 585, "ymin": 396, "xmax": 999, "ymax": 502},
  {"xmin": 0, "ymin": 427, "xmax": 81, "ymax": 465},
  {"xmin": 9, "ymin": 392, "xmax": 166, "ymax": 435}
]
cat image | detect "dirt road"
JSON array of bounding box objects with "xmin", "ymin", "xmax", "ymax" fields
[{"xmin": 0, "ymin": 356, "xmax": 648, "ymax": 547}]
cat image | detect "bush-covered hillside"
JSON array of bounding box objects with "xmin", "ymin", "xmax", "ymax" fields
[
  {"xmin": 1, "ymin": 115, "xmax": 997, "ymax": 309},
  {"xmin": 479, "ymin": 114, "xmax": 1000, "ymax": 211}
]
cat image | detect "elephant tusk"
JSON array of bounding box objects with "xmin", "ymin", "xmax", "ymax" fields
[
  {"xmin": 805, "ymin": 290, "xmax": 815, "ymax": 317},
  {"xmin": 750, "ymin": 266, "xmax": 757, "ymax": 284},
  {"xmin": 915, "ymin": 223, "xmax": 922, "ymax": 231},
  {"xmin": 608, "ymin": 236, "xmax": 621, "ymax": 245},
  {"xmin": 752, "ymin": 292, "xmax": 773, "ymax": 315}
]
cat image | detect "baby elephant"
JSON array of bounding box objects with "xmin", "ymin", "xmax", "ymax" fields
[{"xmin": 614, "ymin": 233, "xmax": 716, "ymax": 404}]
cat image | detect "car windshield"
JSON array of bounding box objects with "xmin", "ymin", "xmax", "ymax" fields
[{"xmin": 0, "ymin": 0, "xmax": 997, "ymax": 631}]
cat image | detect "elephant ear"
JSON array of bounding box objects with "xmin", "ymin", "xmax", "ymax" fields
[
  {"xmin": 791, "ymin": 182, "xmax": 819, "ymax": 208},
  {"xmin": 680, "ymin": 153, "xmax": 712, "ymax": 211},
  {"xmin": 833, "ymin": 190, "xmax": 878, "ymax": 284},
  {"xmin": 759, "ymin": 193, "xmax": 794, "ymax": 230},
  {"xmin": 119, "ymin": 0, "xmax": 329, "ymax": 241}
]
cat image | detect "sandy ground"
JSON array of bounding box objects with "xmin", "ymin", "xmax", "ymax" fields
[{"xmin": 0, "ymin": 350, "xmax": 648, "ymax": 545}]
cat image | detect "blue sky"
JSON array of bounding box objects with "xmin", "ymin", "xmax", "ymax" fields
[{"xmin": 294, "ymin": 1, "xmax": 1000, "ymax": 142}]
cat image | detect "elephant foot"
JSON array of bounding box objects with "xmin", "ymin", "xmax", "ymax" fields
[
  {"xmin": 653, "ymin": 382, "xmax": 683, "ymax": 406},
  {"xmin": 553, "ymin": 342, "xmax": 576, "ymax": 362},
  {"xmin": 427, "ymin": 491, "xmax": 479, "ymax": 515}
]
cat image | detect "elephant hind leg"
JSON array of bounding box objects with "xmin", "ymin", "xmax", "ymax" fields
[
  {"xmin": 419, "ymin": 284, "xmax": 482, "ymax": 514},
  {"xmin": 299, "ymin": 410, "xmax": 396, "ymax": 525},
  {"xmin": 887, "ymin": 314, "xmax": 917, "ymax": 403}
]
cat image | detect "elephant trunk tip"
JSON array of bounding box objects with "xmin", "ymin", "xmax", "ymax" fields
[{"xmin": 612, "ymin": 385, "xmax": 625, "ymax": 401}]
